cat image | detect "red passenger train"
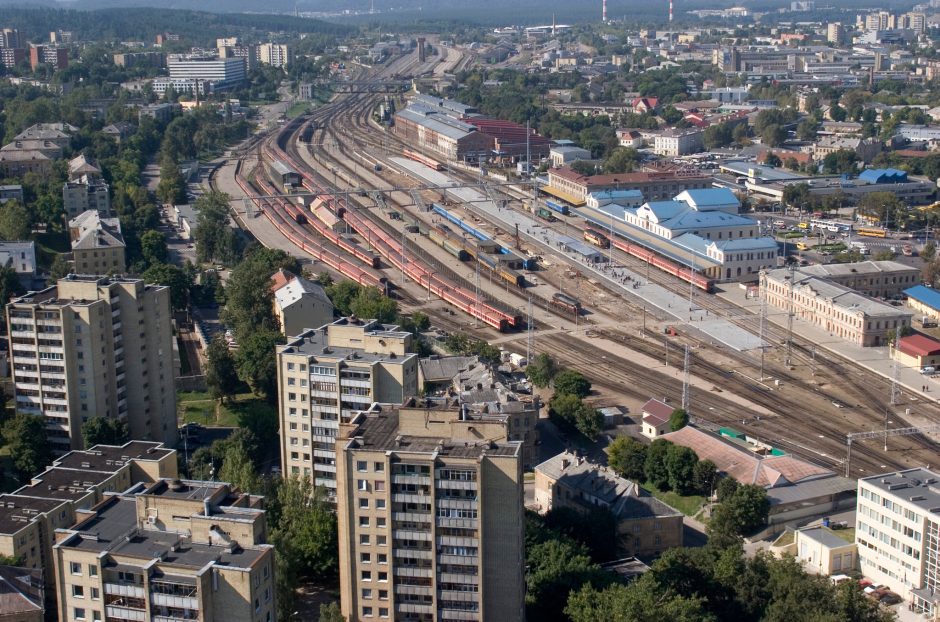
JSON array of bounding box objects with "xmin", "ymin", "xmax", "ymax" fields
[
  {"xmin": 402, "ymin": 148, "xmax": 444, "ymax": 171},
  {"xmin": 611, "ymin": 238, "xmax": 715, "ymax": 293}
]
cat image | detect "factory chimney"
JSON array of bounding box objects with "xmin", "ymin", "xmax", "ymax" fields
[{"xmin": 602, "ymin": 0, "xmax": 607, "ymax": 22}]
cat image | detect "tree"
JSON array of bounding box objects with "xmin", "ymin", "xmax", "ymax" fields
[
  {"xmin": 193, "ymin": 191, "xmax": 237, "ymax": 265},
  {"xmin": 349, "ymin": 285, "xmax": 398, "ymax": 323},
  {"xmin": 218, "ymin": 439, "xmax": 261, "ymax": 493},
  {"xmin": 0, "ymin": 201, "xmax": 30, "ymax": 240},
  {"xmin": 764, "ymin": 152, "xmax": 781, "ymax": 167},
  {"xmin": 693, "ymin": 459, "xmax": 718, "ymax": 496},
  {"xmin": 566, "ymin": 582, "xmax": 710, "ymax": 622},
  {"xmin": 570, "ymin": 160, "xmax": 598, "ymax": 176},
  {"xmin": 606, "ymin": 436, "xmax": 647, "ymax": 481},
  {"xmin": 2, "ymin": 413, "xmax": 53, "ymax": 479},
  {"xmin": 732, "ymin": 123, "xmax": 749, "ymax": 145},
  {"xmin": 526, "ymin": 538, "xmax": 608, "ymax": 622},
  {"xmin": 665, "ymin": 444, "xmax": 699, "ymax": 494},
  {"xmin": 142, "ymin": 263, "xmax": 192, "ymax": 311},
  {"xmin": 156, "ymin": 153, "xmax": 187, "ymax": 206},
  {"xmin": 325, "ymin": 280, "xmax": 362, "ymax": 316},
  {"xmin": 782, "ymin": 182, "xmax": 811, "ymax": 208},
  {"xmin": 235, "ymin": 329, "xmax": 283, "ymax": 399},
  {"xmin": 549, "ymin": 393, "xmax": 602, "ymax": 440},
  {"xmin": 205, "ymin": 335, "xmax": 239, "ymax": 403},
  {"xmin": 822, "ymin": 149, "xmax": 859, "ymax": 175},
  {"xmin": 140, "ymin": 230, "xmax": 168, "ymax": 267},
  {"xmin": 0, "ymin": 264, "xmax": 24, "ymax": 308},
  {"xmin": 81, "ymin": 417, "xmax": 129, "ymax": 448},
  {"xmin": 857, "ymin": 191, "xmax": 905, "ymax": 228},
  {"xmin": 669, "ymin": 408, "xmax": 689, "ymax": 431},
  {"xmin": 270, "ymin": 476, "xmax": 339, "ymax": 619},
  {"xmin": 644, "ymin": 438, "xmax": 672, "ymax": 490},
  {"xmin": 796, "ymin": 118, "xmax": 819, "ymax": 141},
  {"xmin": 603, "ymin": 147, "xmax": 639, "ymax": 174},
  {"xmin": 526, "ymin": 353, "xmax": 558, "ymax": 388},
  {"xmin": 49, "ymin": 254, "xmax": 71, "ymax": 280},
  {"xmin": 829, "ymin": 103, "xmax": 847, "ymax": 122},
  {"xmin": 716, "ymin": 476, "xmax": 739, "ymax": 502},
  {"xmin": 703, "ymin": 122, "xmax": 734, "ymax": 150},
  {"xmin": 318, "ymin": 603, "xmax": 345, "ymax": 622},
  {"xmin": 760, "ymin": 124, "xmax": 786, "ymax": 147},
  {"xmin": 222, "ymin": 247, "xmax": 299, "ymax": 339},
  {"xmin": 553, "ymin": 370, "xmax": 592, "ymax": 398},
  {"xmin": 922, "ymin": 241, "xmax": 937, "ymax": 262},
  {"xmin": 710, "ymin": 483, "xmax": 770, "ymax": 544}
]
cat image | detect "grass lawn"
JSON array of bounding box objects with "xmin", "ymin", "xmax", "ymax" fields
[
  {"xmin": 177, "ymin": 390, "xmax": 276, "ymax": 429},
  {"xmin": 286, "ymin": 100, "xmax": 310, "ymax": 118},
  {"xmin": 832, "ymin": 527, "xmax": 855, "ymax": 543},
  {"xmin": 642, "ymin": 481, "xmax": 706, "ymax": 516}
]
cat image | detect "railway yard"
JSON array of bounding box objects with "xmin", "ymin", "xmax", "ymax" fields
[{"xmin": 212, "ymin": 45, "xmax": 939, "ymax": 481}]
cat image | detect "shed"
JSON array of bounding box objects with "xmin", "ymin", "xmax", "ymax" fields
[
  {"xmin": 893, "ymin": 333, "xmax": 940, "ymax": 370},
  {"xmin": 641, "ymin": 398, "xmax": 673, "ymax": 438},
  {"xmin": 905, "ymin": 285, "xmax": 940, "ymax": 321},
  {"xmin": 795, "ymin": 527, "xmax": 856, "ymax": 575}
]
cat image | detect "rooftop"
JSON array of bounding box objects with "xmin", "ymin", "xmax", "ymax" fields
[
  {"xmin": 763, "ymin": 268, "xmax": 912, "ymax": 319},
  {"xmin": 279, "ymin": 319, "xmax": 413, "ymax": 364},
  {"xmin": 551, "ymin": 166, "xmax": 709, "ymax": 186},
  {"xmin": 859, "ymin": 468, "xmax": 940, "ymax": 515},
  {"xmin": 536, "ymin": 452, "xmax": 682, "ymax": 520},
  {"xmin": 419, "ymin": 355, "xmax": 479, "ymax": 383},
  {"xmin": 54, "ymin": 440, "xmax": 173, "ymax": 472},
  {"xmin": 15, "ymin": 467, "xmax": 115, "ymax": 502},
  {"xmin": 798, "ymin": 526, "xmax": 856, "ymax": 550},
  {"xmin": 798, "ymin": 260, "xmax": 916, "ymax": 280},
  {"xmin": 344, "ymin": 408, "xmax": 521, "ymax": 458},
  {"xmin": 904, "ymin": 285, "xmax": 940, "ymax": 310},
  {"xmin": 642, "ymin": 398, "xmax": 673, "ymax": 426},
  {"xmin": 0, "ymin": 494, "xmax": 69, "ymax": 536},
  {"xmin": 897, "ymin": 334, "xmax": 940, "ymax": 358},
  {"xmin": 0, "ymin": 566, "xmax": 43, "ymax": 616}
]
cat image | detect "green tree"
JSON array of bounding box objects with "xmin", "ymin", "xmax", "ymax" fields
[
  {"xmin": 603, "ymin": 147, "xmax": 639, "ymax": 174},
  {"xmin": 669, "ymin": 408, "xmax": 689, "ymax": 431},
  {"xmin": 822, "ymin": 149, "xmax": 859, "ymax": 175},
  {"xmin": 764, "ymin": 152, "xmax": 782, "ymax": 167},
  {"xmin": 142, "ymin": 263, "xmax": 192, "ymax": 310},
  {"xmin": 205, "ymin": 335, "xmax": 240, "ymax": 404},
  {"xmin": 716, "ymin": 476, "xmax": 739, "ymax": 502},
  {"xmin": 318, "ymin": 603, "xmax": 345, "ymax": 622},
  {"xmin": 570, "ymin": 160, "xmax": 598, "ymax": 176},
  {"xmin": 549, "ymin": 393, "xmax": 602, "ymax": 440},
  {"xmin": 693, "ymin": 459, "xmax": 718, "ymax": 496},
  {"xmin": 732, "ymin": 123, "xmax": 749, "ymax": 145},
  {"xmin": 796, "ymin": 118, "xmax": 819, "ymax": 141},
  {"xmin": 526, "ymin": 538, "xmax": 608, "ymax": 622},
  {"xmin": 922, "ymin": 241, "xmax": 937, "ymax": 262},
  {"xmin": 156, "ymin": 153, "xmax": 187, "ymax": 206},
  {"xmin": 222, "ymin": 247, "xmax": 299, "ymax": 338},
  {"xmin": 270, "ymin": 476, "xmax": 339, "ymax": 620},
  {"xmin": 235, "ymin": 329, "xmax": 283, "ymax": 399},
  {"xmin": 349, "ymin": 285, "xmax": 398, "ymax": 323},
  {"xmin": 553, "ymin": 370, "xmax": 592, "ymax": 398},
  {"xmin": 48, "ymin": 254, "xmax": 71, "ymax": 280},
  {"xmin": 566, "ymin": 582, "xmax": 710, "ymax": 622},
  {"xmin": 760, "ymin": 124, "xmax": 786, "ymax": 147},
  {"xmin": 606, "ymin": 435, "xmax": 647, "ymax": 481},
  {"xmin": 703, "ymin": 122, "xmax": 734, "ymax": 150},
  {"xmin": 857, "ymin": 191, "xmax": 905, "ymax": 228},
  {"xmin": 218, "ymin": 439, "xmax": 261, "ymax": 493},
  {"xmin": 710, "ymin": 483, "xmax": 770, "ymax": 544},
  {"xmin": 140, "ymin": 230, "xmax": 168, "ymax": 267},
  {"xmin": 829, "ymin": 103, "xmax": 847, "ymax": 122},
  {"xmin": 665, "ymin": 444, "xmax": 699, "ymax": 494},
  {"xmin": 526, "ymin": 353, "xmax": 558, "ymax": 388},
  {"xmin": 81, "ymin": 417, "xmax": 129, "ymax": 448},
  {"xmin": 325, "ymin": 280, "xmax": 362, "ymax": 316},
  {"xmin": 193, "ymin": 191, "xmax": 237, "ymax": 265},
  {"xmin": 0, "ymin": 264, "xmax": 24, "ymax": 307},
  {"xmin": 782, "ymin": 182, "xmax": 811, "ymax": 208},
  {"xmin": 0, "ymin": 201, "xmax": 31, "ymax": 240},
  {"xmin": 2, "ymin": 413, "xmax": 53, "ymax": 479},
  {"xmin": 644, "ymin": 438, "xmax": 673, "ymax": 490}
]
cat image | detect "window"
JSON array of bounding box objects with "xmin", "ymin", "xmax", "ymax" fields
[
  {"xmin": 362, "ymin": 588, "xmax": 373, "ymax": 599},
  {"xmin": 361, "ymin": 552, "xmax": 372, "ymax": 563},
  {"xmin": 357, "ymin": 461, "xmax": 368, "ymax": 472},
  {"xmin": 361, "ymin": 571, "xmax": 372, "ymax": 582},
  {"xmin": 358, "ymin": 479, "xmax": 369, "ymax": 492},
  {"xmin": 359, "ymin": 516, "xmax": 370, "ymax": 528},
  {"xmin": 359, "ymin": 498, "xmax": 370, "ymax": 509},
  {"xmin": 92, "ymin": 613, "xmax": 101, "ymax": 622},
  {"xmin": 374, "ymin": 480, "xmax": 385, "ymax": 492},
  {"xmin": 379, "ymin": 589, "xmax": 388, "ymax": 600},
  {"xmin": 375, "ymin": 499, "xmax": 386, "ymax": 510},
  {"xmin": 72, "ymin": 585, "xmax": 85, "ymax": 598},
  {"xmin": 379, "ymin": 607, "xmax": 389, "ymax": 618},
  {"xmin": 360, "ymin": 534, "xmax": 371, "ymax": 545},
  {"xmin": 287, "ymin": 363, "xmax": 295, "ymax": 371},
  {"xmin": 374, "ymin": 462, "xmax": 384, "ymax": 472},
  {"xmin": 363, "ymin": 607, "xmax": 373, "ymax": 617},
  {"xmin": 376, "ymin": 535, "xmax": 387, "ymax": 546},
  {"xmin": 73, "ymin": 608, "xmax": 86, "ymax": 621},
  {"xmin": 88, "ymin": 564, "xmax": 97, "ymax": 576},
  {"xmin": 378, "ymin": 572, "xmax": 388, "ymax": 582},
  {"xmin": 376, "ymin": 517, "xmax": 386, "ymax": 529},
  {"xmin": 378, "ymin": 553, "xmax": 388, "ymax": 564},
  {"xmin": 91, "ymin": 587, "xmax": 99, "ymax": 600},
  {"xmin": 288, "ymin": 378, "xmax": 296, "ymax": 386},
  {"xmin": 70, "ymin": 562, "xmax": 82, "ymax": 575}
]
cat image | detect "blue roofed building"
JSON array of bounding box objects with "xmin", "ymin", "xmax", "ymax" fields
[
  {"xmin": 858, "ymin": 168, "xmax": 908, "ymax": 184},
  {"xmin": 585, "ymin": 187, "xmax": 778, "ymax": 282},
  {"xmin": 904, "ymin": 285, "xmax": 940, "ymax": 322},
  {"xmin": 586, "ymin": 189, "xmax": 645, "ymax": 209}
]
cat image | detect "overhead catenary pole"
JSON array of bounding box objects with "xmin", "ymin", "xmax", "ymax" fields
[{"xmin": 681, "ymin": 344, "xmax": 691, "ymax": 414}]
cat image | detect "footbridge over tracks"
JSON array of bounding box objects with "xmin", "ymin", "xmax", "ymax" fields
[{"xmin": 315, "ymin": 79, "xmax": 412, "ymax": 93}]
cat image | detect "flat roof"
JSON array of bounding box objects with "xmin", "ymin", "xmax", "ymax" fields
[
  {"xmin": 798, "ymin": 260, "xmax": 917, "ymax": 279},
  {"xmin": 799, "ymin": 526, "xmax": 855, "ymax": 550},
  {"xmin": 16, "ymin": 467, "xmax": 114, "ymax": 502},
  {"xmin": 859, "ymin": 468, "xmax": 940, "ymax": 515},
  {"xmin": 55, "ymin": 441, "xmax": 172, "ymax": 472},
  {"xmin": 345, "ymin": 409, "xmax": 521, "ymax": 458},
  {"xmin": 765, "ymin": 269, "xmax": 912, "ymax": 318},
  {"xmin": 0, "ymin": 494, "xmax": 69, "ymax": 535},
  {"xmin": 279, "ymin": 322, "xmax": 414, "ymax": 364}
]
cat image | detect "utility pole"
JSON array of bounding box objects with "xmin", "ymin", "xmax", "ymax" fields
[
  {"xmin": 689, "ymin": 256, "xmax": 695, "ymax": 320},
  {"xmin": 759, "ymin": 288, "xmax": 766, "ymax": 381},
  {"xmin": 527, "ymin": 296, "xmax": 534, "ymax": 364},
  {"xmin": 786, "ymin": 265, "xmax": 795, "ymax": 367},
  {"xmin": 681, "ymin": 344, "xmax": 691, "ymax": 414},
  {"xmin": 890, "ymin": 325, "xmax": 901, "ymax": 406}
]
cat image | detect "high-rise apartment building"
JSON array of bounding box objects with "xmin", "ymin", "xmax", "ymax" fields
[
  {"xmin": 29, "ymin": 45, "xmax": 68, "ymax": 71},
  {"xmin": 827, "ymin": 22, "xmax": 844, "ymax": 44},
  {"xmin": 0, "ymin": 28, "xmax": 23, "ymax": 49},
  {"xmin": 336, "ymin": 407, "xmax": 525, "ymax": 622},
  {"xmin": 257, "ymin": 43, "xmax": 292, "ymax": 68},
  {"xmin": 63, "ymin": 178, "xmax": 111, "ymax": 219},
  {"xmin": 167, "ymin": 54, "xmax": 247, "ymax": 91},
  {"xmin": 52, "ymin": 477, "xmax": 274, "ymax": 622},
  {"xmin": 7, "ymin": 276, "xmax": 177, "ymax": 453},
  {"xmin": 276, "ymin": 318, "xmax": 418, "ymax": 497},
  {"xmin": 856, "ymin": 469, "xmax": 940, "ymax": 616}
]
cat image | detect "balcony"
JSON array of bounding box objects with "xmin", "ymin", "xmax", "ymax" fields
[
  {"xmin": 151, "ymin": 593, "xmax": 199, "ymax": 610},
  {"xmin": 392, "ymin": 474, "xmax": 431, "ymax": 486},
  {"xmin": 393, "ymin": 566, "xmax": 433, "ymax": 578},
  {"xmin": 392, "ymin": 493, "xmax": 431, "ymax": 505},
  {"xmin": 439, "ymin": 609, "xmax": 480, "ymax": 621},
  {"xmin": 105, "ymin": 605, "xmax": 146, "ymax": 621},
  {"xmin": 392, "ymin": 512, "xmax": 432, "ymax": 523},
  {"xmin": 438, "ymin": 555, "xmax": 479, "ymax": 566},
  {"xmin": 392, "ymin": 529, "xmax": 432, "ymax": 542},
  {"xmin": 394, "ymin": 548, "xmax": 433, "ymax": 560},
  {"xmin": 437, "ymin": 536, "xmax": 479, "ymax": 548},
  {"xmin": 105, "ymin": 583, "xmax": 146, "ymax": 599},
  {"xmin": 395, "ymin": 602, "xmax": 434, "ymax": 614},
  {"xmin": 436, "ymin": 517, "xmax": 478, "ymax": 530},
  {"xmin": 435, "ymin": 480, "xmax": 477, "ymax": 491},
  {"xmin": 394, "ymin": 584, "xmax": 434, "ymax": 596}
]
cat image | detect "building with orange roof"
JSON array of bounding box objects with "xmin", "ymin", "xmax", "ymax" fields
[{"xmin": 893, "ymin": 333, "xmax": 940, "ymax": 370}]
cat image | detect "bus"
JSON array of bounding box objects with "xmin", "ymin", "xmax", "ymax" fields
[
  {"xmin": 857, "ymin": 227, "xmax": 887, "ymax": 238},
  {"xmin": 796, "ymin": 242, "xmax": 809, "ymax": 250},
  {"xmin": 797, "ymin": 222, "xmax": 810, "ymax": 230},
  {"xmin": 810, "ymin": 218, "xmax": 851, "ymax": 233}
]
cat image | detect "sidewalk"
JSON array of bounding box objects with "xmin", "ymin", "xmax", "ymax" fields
[{"xmin": 718, "ymin": 285, "xmax": 940, "ymax": 428}]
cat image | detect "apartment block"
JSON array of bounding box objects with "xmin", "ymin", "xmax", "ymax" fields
[
  {"xmin": 277, "ymin": 318, "xmax": 418, "ymax": 497},
  {"xmin": 29, "ymin": 45, "xmax": 68, "ymax": 71},
  {"xmin": 7, "ymin": 276, "xmax": 177, "ymax": 453},
  {"xmin": 68, "ymin": 211, "xmax": 126, "ymax": 275},
  {"xmin": 63, "ymin": 179, "xmax": 112, "ymax": 220},
  {"xmin": 336, "ymin": 407, "xmax": 525, "ymax": 622},
  {"xmin": 0, "ymin": 28, "xmax": 23, "ymax": 49},
  {"xmin": 653, "ymin": 128, "xmax": 704, "ymax": 157},
  {"xmin": 856, "ymin": 469, "xmax": 940, "ymax": 616},
  {"xmin": 257, "ymin": 43, "xmax": 292, "ymax": 68},
  {"xmin": 0, "ymin": 441, "xmax": 177, "ymax": 609},
  {"xmin": 52, "ymin": 477, "xmax": 274, "ymax": 622}
]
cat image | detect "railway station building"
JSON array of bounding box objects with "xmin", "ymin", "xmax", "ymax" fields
[
  {"xmin": 794, "ymin": 261, "xmax": 919, "ymax": 299},
  {"xmin": 546, "ymin": 166, "xmax": 712, "ymax": 204},
  {"xmin": 892, "ymin": 333, "xmax": 940, "ymax": 370},
  {"xmin": 760, "ymin": 267, "xmax": 912, "ymax": 347},
  {"xmin": 904, "ymin": 284, "xmax": 940, "ymax": 322}
]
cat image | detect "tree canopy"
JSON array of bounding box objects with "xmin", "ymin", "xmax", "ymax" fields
[{"xmin": 81, "ymin": 417, "xmax": 129, "ymax": 448}]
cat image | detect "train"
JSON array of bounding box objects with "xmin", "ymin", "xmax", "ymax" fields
[
  {"xmin": 267, "ymin": 140, "xmax": 522, "ymax": 331},
  {"xmin": 551, "ymin": 292, "xmax": 582, "ymax": 315},
  {"xmin": 432, "ymin": 202, "xmax": 537, "ymax": 270},
  {"xmin": 535, "ymin": 207, "xmax": 556, "ymax": 222},
  {"xmin": 583, "ymin": 228, "xmax": 610, "ymax": 249},
  {"xmin": 428, "ymin": 225, "xmax": 472, "ymax": 261},
  {"xmin": 544, "ymin": 200, "xmax": 570, "ymax": 216},
  {"xmin": 477, "ymin": 252, "xmax": 526, "ymax": 287},
  {"xmin": 610, "ymin": 238, "xmax": 715, "ymax": 293},
  {"xmin": 402, "ymin": 148, "xmax": 444, "ymax": 171}
]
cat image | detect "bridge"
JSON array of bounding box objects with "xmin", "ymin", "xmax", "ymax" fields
[{"xmin": 316, "ymin": 79, "xmax": 412, "ymax": 93}]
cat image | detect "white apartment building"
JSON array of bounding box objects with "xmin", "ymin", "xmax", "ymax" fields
[
  {"xmin": 167, "ymin": 54, "xmax": 246, "ymax": 91},
  {"xmin": 62, "ymin": 177, "xmax": 111, "ymax": 219},
  {"xmin": 7, "ymin": 276, "xmax": 177, "ymax": 453},
  {"xmin": 857, "ymin": 469, "xmax": 940, "ymax": 616},
  {"xmin": 654, "ymin": 128, "xmax": 704, "ymax": 157},
  {"xmin": 276, "ymin": 318, "xmax": 418, "ymax": 498},
  {"xmin": 257, "ymin": 43, "xmax": 291, "ymax": 68}
]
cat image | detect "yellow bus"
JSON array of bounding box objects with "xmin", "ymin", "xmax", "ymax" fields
[
  {"xmin": 857, "ymin": 227, "xmax": 887, "ymax": 238},
  {"xmin": 797, "ymin": 222, "xmax": 809, "ymax": 229}
]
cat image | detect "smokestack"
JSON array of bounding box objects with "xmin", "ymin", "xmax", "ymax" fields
[
  {"xmin": 669, "ymin": 0, "xmax": 673, "ymax": 23},
  {"xmin": 602, "ymin": 0, "xmax": 607, "ymax": 22}
]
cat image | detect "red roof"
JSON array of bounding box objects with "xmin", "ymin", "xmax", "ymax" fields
[
  {"xmin": 642, "ymin": 398, "xmax": 673, "ymax": 426},
  {"xmin": 898, "ymin": 334, "xmax": 940, "ymax": 358},
  {"xmin": 270, "ymin": 268, "xmax": 297, "ymax": 292}
]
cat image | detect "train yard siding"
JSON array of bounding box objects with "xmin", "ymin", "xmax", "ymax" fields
[{"xmin": 389, "ymin": 157, "xmax": 767, "ymax": 353}]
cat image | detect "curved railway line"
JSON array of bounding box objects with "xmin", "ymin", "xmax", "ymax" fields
[{"xmin": 234, "ymin": 47, "xmax": 939, "ymax": 477}]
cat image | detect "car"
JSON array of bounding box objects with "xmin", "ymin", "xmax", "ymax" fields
[
  {"xmin": 832, "ymin": 400, "xmax": 845, "ymax": 408},
  {"xmin": 879, "ymin": 593, "xmax": 902, "ymax": 606},
  {"xmin": 923, "ymin": 366, "xmax": 936, "ymax": 375}
]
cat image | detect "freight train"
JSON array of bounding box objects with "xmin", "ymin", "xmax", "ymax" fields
[{"xmin": 551, "ymin": 292, "xmax": 582, "ymax": 315}]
